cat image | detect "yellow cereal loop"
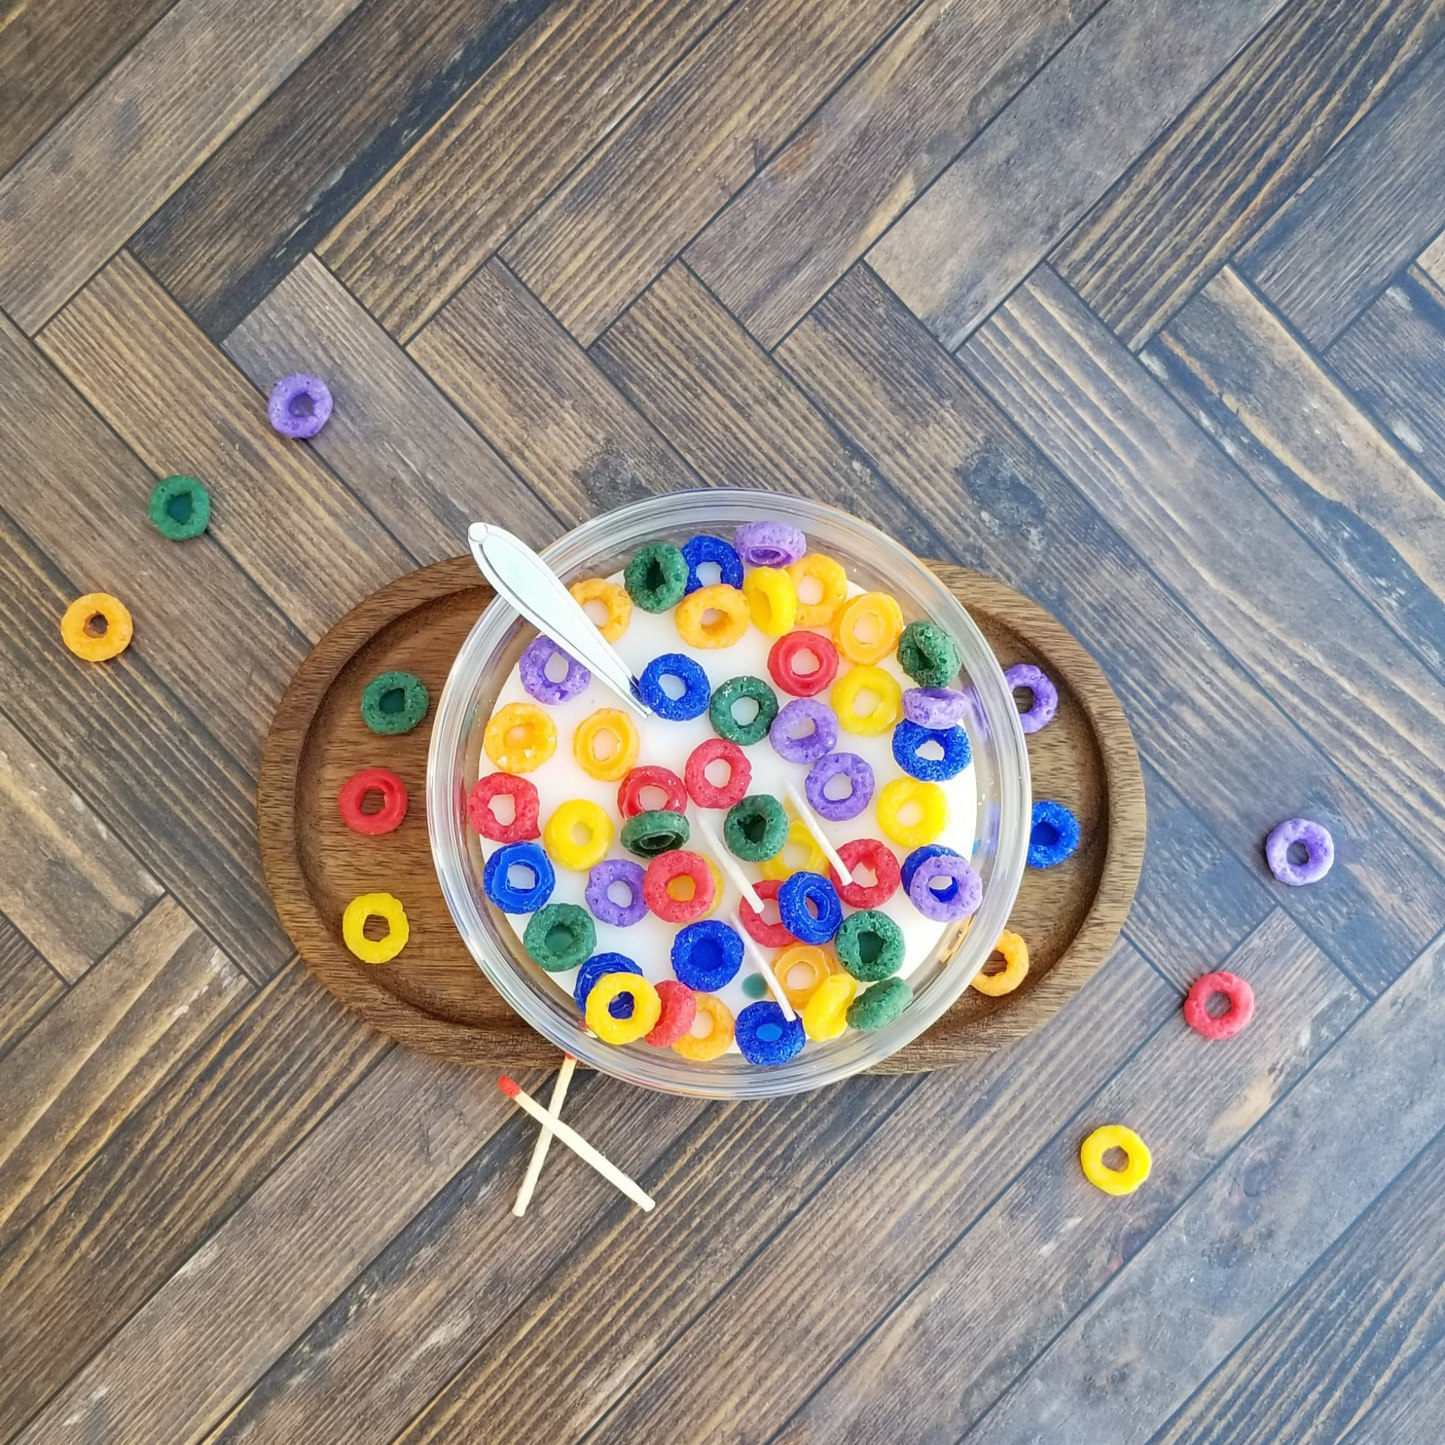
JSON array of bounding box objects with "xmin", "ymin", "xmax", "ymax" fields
[
  {"xmin": 573, "ymin": 707, "xmax": 640, "ymax": 782},
  {"xmin": 342, "ymin": 892, "xmax": 410, "ymax": 965},
  {"xmin": 676, "ymin": 584, "xmax": 750, "ymax": 648},
  {"xmin": 759, "ymin": 816, "xmax": 829, "ymax": 881},
  {"xmin": 973, "ymin": 930, "xmax": 1029, "ymax": 996},
  {"xmin": 673, "ymin": 992, "xmax": 735, "ymax": 1061},
  {"xmin": 1080, "ymin": 1124, "xmax": 1152, "ymax": 1196},
  {"xmin": 788, "ymin": 553, "xmax": 849, "ymax": 629},
  {"xmin": 484, "ymin": 702, "xmax": 557, "ymax": 774},
  {"xmin": 61, "ymin": 592, "xmax": 133, "ymax": 662},
  {"xmin": 832, "ymin": 665, "xmax": 903, "ymax": 736},
  {"xmin": 773, "ymin": 943, "xmax": 835, "ymax": 1007},
  {"xmin": 742, "ymin": 566, "xmax": 798, "ymax": 637},
  {"xmin": 569, "ymin": 577, "xmax": 631, "ymax": 642},
  {"xmin": 543, "ymin": 798, "xmax": 614, "ymax": 870},
  {"xmin": 877, "ymin": 777, "xmax": 948, "ymax": 848},
  {"xmin": 802, "ymin": 972, "xmax": 857, "ymax": 1041},
  {"xmin": 834, "ymin": 591, "xmax": 904, "ymax": 665},
  {"xmin": 586, "ymin": 973, "xmax": 662, "ymax": 1045}
]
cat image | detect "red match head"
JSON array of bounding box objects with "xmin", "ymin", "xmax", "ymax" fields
[{"xmin": 498, "ymin": 1076, "xmax": 520, "ymax": 1098}]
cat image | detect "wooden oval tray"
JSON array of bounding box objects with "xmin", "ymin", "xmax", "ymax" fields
[{"xmin": 259, "ymin": 558, "xmax": 1144, "ymax": 1071}]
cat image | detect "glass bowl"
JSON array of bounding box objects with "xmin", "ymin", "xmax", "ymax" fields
[{"xmin": 428, "ymin": 490, "xmax": 1030, "ymax": 1097}]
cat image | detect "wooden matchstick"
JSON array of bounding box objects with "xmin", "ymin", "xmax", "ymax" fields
[
  {"xmin": 732, "ymin": 914, "xmax": 797, "ymax": 1021},
  {"xmin": 785, "ymin": 781, "xmax": 853, "ymax": 886},
  {"xmin": 499, "ymin": 1077, "xmax": 655, "ymax": 1211},
  {"xmin": 512, "ymin": 1053, "xmax": 576, "ymax": 1218},
  {"xmin": 690, "ymin": 807, "xmax": 765, "ymax": 913}
]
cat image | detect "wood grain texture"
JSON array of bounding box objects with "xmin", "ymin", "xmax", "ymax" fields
[
  {"xmin": 320, "ymin": 0, "xmax": 733, "ymax": 340},
  {"xmin": 774, "ymin": 911, "xmax": 1361, "ymax": 1445},
  {"xmin": 0, "ymin": 0, "xmax": 175, "ymax": 175},
  {"xmin": 591, "ymin": 262, "xmax": 944, "ymax": 559},
  {"xmin": 130, "ymin": 0, "xmax": 553, "ymax": 340},
  {"xmin": 408, "ymin": 260, "xmax": 699, "ymax": 518},
  {"xmin": 1340, "ymin": 1328, "xmax": 1445, "ymax": 1445},
  {"xmin": 0, "ymin": 510, "xmax": 290, "ymax": 979},
  {"xmin": 961, "ymin": 267, "xmax": 1445, "ymax": 880},
  {"xmin": 223, "ymin": 255, "xmax": 557, "ymax": 560},
  {"xmin": 1052, "ymin": 0, "xmax": 1445, "ymax": 349},
  {"xmin": 779, "ymin": 264, "xmax": 1445, "ymax": 994},
  {"xmin": 502, "ymin": 0, "xmax": 917, "ymax": 344},
  {"xmin": 549, "ymin": 947, "xmax": 1175, "ymax": 1445},
  {"xmin": 0, "ymin": 307, "xmax": 304, "ymax": 773},
  {"xmin": 686, "ymin": 0, "xmax": 1105, "ymax": 348},
  {"xmin": 0, "ymin": 958, "xmax": 386, "ymax": 1440},
  {"xmin": 18, "ymin": 1049, "xmax": 535, "ymax": 1445},
  {"xmin": 0, "ymin": 711, "xmax": 161, "ymax": 983},
  {"xmin": 0, "ymin": 897, "xmax": 248, "ymax": 1256},
  {"xmin": 868, "ymin": 0, "xmax": 1288, "ymax": 349},
  {"xmin": 0, "ymin": 0, "xmax": 362, "ymax": 333},
  {"xmin": 1149, "ymin": 1120, "xmax": 1445, "ymax": 1445},
  {"xmin": 1146, "ymin": 266, "xmax": 1445, "ymax": 676},
  {"xmin": 38, "ymin": 252, "xmax": 410, "ymax": 642},
  {"xmin": 1239, "ymin": 32, "xmax": 1445, "ymax": 347},
  {"xmin": 0, "ymin": 918, "xmax": 64, "ymax": 1061},
  {"xmin": 958, "ymin": 928, "xmax": 1445, "ymax": 1445},
  {"xmin": 1420, "ymin": 226, "xmax": 1445, "ymax": 287},
  {"xmin": 1326, "ymin": 265, "xmax": 1445, "ymax": 489}
]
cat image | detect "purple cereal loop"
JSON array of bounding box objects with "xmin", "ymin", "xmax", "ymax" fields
[
  {"xmin": 769, "ymin": 697, "xmax": 838, "ymax": 764},
  {"xmin": 1004, "ymin": 663, "xmax": 1058, "ymax": 734},
  {"xmin": 585, "ymin": 859, "xmax": 648, "ymax": 926},
  {"xmin": 519, "ymin": 634, "xmax": 590, "ymax": 704},
  {"xmin": 734, "ymin": 520, "xmax": 806, "ymax": 569},
  {"xmin": 903, "ymin": 687, "xmax": 968, "ymax": 729},
  {"xmin": 804, "ymin": 751, "xmax": 874, "ymax": 821},
  {"xmin": 267, "ymin": 373, "xmax": 333, "ymax": 439},
  {"xmin": 908, "ymin": 854, "xmax": 982, "ymax": 921},
  {"xmin": 1265, "ymin": 817, "xmax": 1334, "ymax": 886}
]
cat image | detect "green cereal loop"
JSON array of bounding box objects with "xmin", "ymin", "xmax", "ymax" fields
[
  {"xmin": 896, "ymin": 620, "xmax": 962, "ymax": 688},
  {"xmin": 835, "ymin": 909, "xmax": 906, "ymax": 982},
  {"xmin": 708, "ymin": 674, "xmax": 779, "ymax": 746},
  {"xmin": 523, "ymin": 903, "xmax": 596, "ymax": 972},
  {"xmin": 846, "ymin": 976, "xmax": 912, "ymax": 1030},
  {"xmin": 620, "ymin": 809, "xmax": 689, "ymax": 858},
  {"xmin": 148, "ymin": 475, "xmax": 211, "ymax": 541},
  {"xmin": 624, "ymin": 541, "xmax": 689, "ymax": 613},
  {"xmin": 361, "ymin": 670, "xmax": 429, "ymax": 735},
  {"xmin": 723, "ymin": 793, "xmax": 789, "ymax": 862}
]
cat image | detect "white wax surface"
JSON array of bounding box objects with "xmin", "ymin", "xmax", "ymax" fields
[{"xmin": 477, "ymin": 575, "xmax": 977, "ymax": 1050}]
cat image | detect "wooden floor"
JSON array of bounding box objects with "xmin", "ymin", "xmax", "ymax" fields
[{"xmin": 2, "ymin": 0, "xmax": 1445, "ymax": 1439}]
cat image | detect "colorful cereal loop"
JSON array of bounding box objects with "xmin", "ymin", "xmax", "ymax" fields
[
  {"xmin": 61, "ymin": 593, "xmax": 133, "ymax": 662},
  {"xmin": 1079, "ymin": 1124, "xmax": 1152, "ymax": 1196},
  {"xmin": 742, "ymin": 566, "xmax": 798, "ymax": 637},
  {"xmin": 676, "ymin": 584, "xmax": 750, "ymax": 648},
  {"xmin": 772, "ymin": 943, "xmax": 835, "ymax": 1008},
  {"xmin": 673, "ymin": 992, "xmax": 735, "ymax": 1061},
  {"xmin": 569, "ymin": 577, "xmax": 632, "ymax": 642},
  {"xmin": 543, "ymin": 798, "xmax": 614, "ymax": 871},
  {"xmin": 1183, "ymin": 970, "xmax": 1255, "ymax": 1039},
  {"xmin": 646, "ymin": 979, "xmax": 699, "ymax": 1047},
  {"xmin": 759, "ymin": 816, "xmax": 829, "ymax": 881},
  {"xmin": 586, "ymin": 973, "xmax": 663, "ymax": 1045},
  {"xmin": 876, "ymin": 777, "xmax": 948, "ymax": 848},
  {"xmin": 832, "ymin": 665, "xmax": 903, "ymax": 736},
  {"xmin": 833, "ymin": 592, "xmax": 903, "ymax": 665},
  {"xmin": 788, "ymin": 553, "xmax": 849, "ymax": 629},
  {"xmin": 342, "ymin": 892, "xmax": 409, "ymax": 965},
  {"xmin": 972, "ymin": 930, "xmax": 1029, "ymax": 996},
  {"xmin": 468, "ymin": 772, "xmax": 541, "ymax": 843},
  {"xmin": 338, "ymin": 767, "xmax": 408, "ymax": 836},
  {"xmin": 802, "ymin": 972, "xmax": 857, "ymax": 1041},
  {"xmin": 484, "ymin": 702, "xmax": 557, "ymax": 774},
  {"xmin": 573, "ymin": 707, "xmax": 640, "ymax": 782}
]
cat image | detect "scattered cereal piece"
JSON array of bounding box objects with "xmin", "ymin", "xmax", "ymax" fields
[
  {"xmin": 772, "ymin": 944, "xmax": 835, "ymax": 1008},
  {"xmin": 896, "ymin": 620, "xmax": 961, "ymax": 688},
  {"xmin": 972, "ymin": 930, "xmax": 1028, "ymax": 996},
  {"xmin": 828, "ymin": 838, "xmax": 900, "ymax": 909},
  {"xmin": 60, "ymin": 592, "xmax": 133, "ymax": 663},
  {"xmin": 617, "ymin": 765, "xmax": 688, "ymax": 819},
  {"xmin": 902, "ymin": 687, "xmax": 968, "ymax": 729},
  {"xmin": 147, "ymin": 475, "xmax": 210, "ymax": 540},
  {"xmin": 338, "ymin": 767, "xmax": 407, "ymax": 836},
  {"xmin": 801, "ymin": 971, "xmax": 856, "ymax": 1041},
  {"xmin": 846, "ymin": 976, "xmax": 911, "ymax": 1031},
  {"xmin": 684, "ymin": 737, "xmax": 751, "ymax": 810},
  {"xmin": 1004, "ymin": 663, "xmax": 1058, "ymax": 734},
  {"xmin": 268, "ymin": 373, "xmax": 333, "ymax": 438},
  {"xmin": 1028, "ymin": 800, "xmax": 1080, "ymax": 868},
  {"xmin": 1184, "ymin": 970, "xmax": 1255, "ymax": 1039},
  {"xmin": 1265, "ymin": 817, "xmax": 1334, "ymax": 886},
  {"xmin": 342, "ymin": 892, "xmax": 409, "ymax": 965},
  {"xmin": 362, "ymin": 670, "xmax": 429, "ymax": 736},
  {"xmin": 735, "ymin": 879, "xmax": 796, "ymax": 948},
  {"xmin": 1080, "ymin": 1124, "xmax": 1151, "ymax": 1196},
  {"xmin": 484, "ymin": 701, "xmax": 557, "ymax": 774}
]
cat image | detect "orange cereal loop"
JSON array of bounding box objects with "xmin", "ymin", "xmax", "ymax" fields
[
  {"xmin": 972, "ymin": 930, "xmax": 1029, "ymax": 996},
  {"xmin": 483, "ymin": 702, "xmax": 557, "ymax": 774},
  {"xmin": 672, "ymin": 991, "xmax": 735, "ymax": 1062},
  {"xmin": 573, "ymin": 707, "xmax": 640, "ymax": 782},
  {"xmin": 742, "ymin": 566, "xmax": 798, "ymax": 637},
  {"xmin": 772, "ymin": 943, "xmax": 835, "ymax": 1007},
  {"xmin": 570, "ymin": 577, "xmax": 632, "ymax": 642},
  {"xmin": 834, "ymin": 591, "xmax": 904, "ymax": 665},
  {"xmin": 676, "ymin": 584, "xmax": 750, "ymax": 648},
  {"xmin": 60, "ymin": 593, "xmax": 133, "ymax": 662},
  {"xmin": 788, "ymin": 554, "xmax": 849, "ymax": 629}
]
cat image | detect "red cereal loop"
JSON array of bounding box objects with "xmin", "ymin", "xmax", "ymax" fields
[
  {"xmin": 467, "ymin": 772, "xmax": 540, "ymax": 843},
  {"xmin": 1184, "ymin": 971, "xmax": 1255, "ymax": 1040},
  {"xmin": 645, "ymin": 980, "xmax": 699, "ymax": 1047},
  {"xmin": 828, "ymin": 837, "xmax": 901, "ymax": 908},
  {"xmin": 338, "ymin": 767, "xmax": 408, "ymax": 836},
  {"xmin": 767, "ymin": 630, "xmax": 840, "ymax": 697},
  {"xmin": 736, "ymin": 878, "xmax": 796, "ymax": 948},
  {"xmin": 684, "ymin": 737, "xmax": 751, "ymax": 809},
  {"xmin": 643, "ymin": 850, "xmax": 717, "ymax": 923},
  {"xmin": 617, "ymin": 764, "xmax": 688, "ymax": 819}
]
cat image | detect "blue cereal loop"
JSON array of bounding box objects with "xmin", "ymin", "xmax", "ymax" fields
[
  {"xmin": 901, "ymin": 844, "xmax": 961, "ymax": 902},
  {"xmin": 483, "ymin": 841, "xmax": 555, "ymax": 913},
  {"xmin": 891, "ymin": 719, "xmax": 972, "ymax": 781},
  {"xmin": 573, "ymin": 952, "xmax": 642, "ymax": 1012},
  {"xmin": 1028, "ymin": 800, "xmax": 1081, "ymax": 868},
  {"xmin": 736, "ymin": 1000, "xmax": 806, "ymax": 1065},
  {"xmin": 777, "ymin": 870, "xmax": 843, "ymax": 944},
  {"xmin": 640, "ymin": 652, "xmax": 712, "ymax": 721},
  {"xmin": 681, "ymin": 534, "xmax": 744, "ymax": 592},
  {"xmin": 670, "ymin": 919, "xmax": 743, "ymax": 991}
]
